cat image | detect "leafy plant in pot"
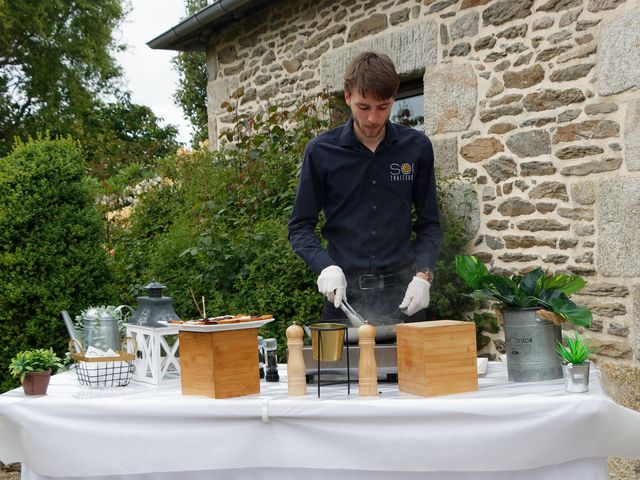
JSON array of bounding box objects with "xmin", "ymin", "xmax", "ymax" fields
[
  {"xmin": 455, "ymin": 255, "xmax": 593, "ymax": 383},
  {"xmin": 556, "ymin": 334, "xmax": 597, "ymax": 393},
  {"xmin": 8, "ymin": 348, "xmax": 64, "ymax": 395}
]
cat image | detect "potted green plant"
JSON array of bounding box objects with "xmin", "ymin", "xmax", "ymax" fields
[
  {"xmin": 455, "ymin": 254, "xmax": 593, "ymax": 383},
  {"xmin": 556, "ymin": 334, "xmax": 597, "ymax": 393},
  {"xmin": 8, "ymin": 348, "xmax": 64, "ymax": 395}
]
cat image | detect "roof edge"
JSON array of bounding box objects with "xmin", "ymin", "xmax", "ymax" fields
[{"xmin": 147, "ymin": 0, "xmax": 259, "ymax": 52}]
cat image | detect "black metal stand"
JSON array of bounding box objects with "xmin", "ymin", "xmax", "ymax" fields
[{"xmin": 309, "ymin": 322, "xmax": 350, "ymax": 398}]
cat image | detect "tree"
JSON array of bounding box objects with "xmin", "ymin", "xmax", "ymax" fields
[
  {"xmin": 0, "ymin": 0, "xmax": 125, "ymax": 156},
  {"xmin": 82, "ymin": 94, "xmax": 180, "ymax": 180},
  {"xmin": 0, "ymin": 137, "xmax": 114, "ymax": 392},
  {"xmin": 172, "ymin": 0, "xmax": 209, "ymax": 147}
]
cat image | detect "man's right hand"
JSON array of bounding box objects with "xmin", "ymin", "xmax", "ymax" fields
[{"xmin": 317, "ymin": 265, "xmax": 347, "ymax": 308}]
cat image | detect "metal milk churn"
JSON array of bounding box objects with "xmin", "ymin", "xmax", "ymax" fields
[{"xmin": 126, "ymin": 280, "xmax": 181, "ymax": 327}]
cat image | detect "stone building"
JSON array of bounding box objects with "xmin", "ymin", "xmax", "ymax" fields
[{"xmin": 151, "ymin": 0, "xmax": 639, "ymax": 472}]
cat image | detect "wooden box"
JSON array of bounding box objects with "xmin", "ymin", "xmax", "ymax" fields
[
  {"xmin": 396, "ymin": 320, "xmax": 477, "ymax": 397},
  {"xmin": 179, "ymin": 328, "xmax": 260, "ymax": 399}
]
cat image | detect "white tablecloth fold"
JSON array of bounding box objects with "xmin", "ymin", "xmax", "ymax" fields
[{"xmin": 22, "ymin": 458, "xmax": 608, "ymax": 480}]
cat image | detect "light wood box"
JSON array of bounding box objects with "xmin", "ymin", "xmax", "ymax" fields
[
  {"xmin": 396, "ymin": 320, "xmax": 477, "ymax": 397},
  {"xmin": 179, "ymin": 329, "xmax": 260, "ymax": 399}
]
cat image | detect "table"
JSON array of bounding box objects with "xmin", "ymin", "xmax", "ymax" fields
[{"xmin": 1, "ymin": 362, "xmax": 640, "ymax": 480}]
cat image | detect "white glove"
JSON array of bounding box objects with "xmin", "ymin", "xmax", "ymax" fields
[
  {"xmin": 317, "ymin": 265, "xmax": 347, "ymax": 308},
  {"xmin": 399, "ymin": 276, "xmax": 431, "ymax": 316}
]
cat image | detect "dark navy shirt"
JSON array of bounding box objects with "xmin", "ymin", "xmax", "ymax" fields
[{"xmin": 288, "ymin": 119, "xmax": 442, "ymax": 276}]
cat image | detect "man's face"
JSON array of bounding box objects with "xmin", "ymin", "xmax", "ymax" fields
[{"xmin": 345, "ymin": 89, "xmax": 394, "ymax": 141}]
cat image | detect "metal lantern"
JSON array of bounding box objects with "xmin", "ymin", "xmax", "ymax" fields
[{"xmin": 127, "ymin": 280, "xmax": 181, "ymax": 327}]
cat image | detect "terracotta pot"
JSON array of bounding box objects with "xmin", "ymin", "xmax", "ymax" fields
[{"xmin": 22, "ymin": 370, "xmax": 51, "ymax": 395}]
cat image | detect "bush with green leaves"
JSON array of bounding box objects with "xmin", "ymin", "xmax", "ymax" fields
[
  {"xmin": 110, "ymin": 101, "xmax": 329, "ymax": 336},
  {"xmin": 427, "ymin": 173, "xmax": 476, "ymax": 320},
  {"xmin": 0, "ymin": 137, "xmax": 114, "ymax": 392}
]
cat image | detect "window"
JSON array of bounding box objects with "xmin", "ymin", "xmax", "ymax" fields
[{"xmin": 390, "ymin": 78, "xmax": 424, "ymax": 131}]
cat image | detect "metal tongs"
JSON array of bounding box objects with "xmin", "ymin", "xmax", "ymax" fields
[{"xmin": 339, "ymin": 300, "xmax": 366, "ymax": 327}]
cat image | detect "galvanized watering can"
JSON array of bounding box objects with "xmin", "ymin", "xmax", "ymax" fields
[{"xmin": 62, "ymin": 306, "xmax": 127, "ymax": 352}]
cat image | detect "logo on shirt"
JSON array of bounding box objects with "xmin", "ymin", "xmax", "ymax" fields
[{"xmin": 390, "ymin": 162, "xmax": 414, "ymax": 181}]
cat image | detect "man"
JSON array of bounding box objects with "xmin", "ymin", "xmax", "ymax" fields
[{"xmin": 288, "ymin": 52, "xmax": 442, "ymax": 326}]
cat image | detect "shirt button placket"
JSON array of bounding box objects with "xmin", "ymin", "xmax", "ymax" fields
[{"xmin": 370, "ymin": 176, "xmax": 378, "ymax": 269}]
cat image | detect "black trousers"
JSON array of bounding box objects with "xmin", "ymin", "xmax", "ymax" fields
[{"xmin": 320, "ymin": 268, "xmax": 427, "ymax": 325}]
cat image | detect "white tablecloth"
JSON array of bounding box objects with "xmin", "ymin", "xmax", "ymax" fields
[{"xmin": 1, "ymin": 363, "xmax": 639, "ymax": 479}]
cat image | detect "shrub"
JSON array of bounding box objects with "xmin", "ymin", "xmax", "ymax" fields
[
  {"xmin": 0, "ymin": 137, "xmax": 113, "ymax": 391},
  {"xmin": 109, "ymin": 100, "xmax": 330, "ymax": 354},
  {"xmin": 427, "ymin": 173, "xmax": 476, "ymax": 320}
]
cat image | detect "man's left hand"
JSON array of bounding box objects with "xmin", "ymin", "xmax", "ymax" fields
[{"xmin": 399, "ymin": 276, "xmax": 431, "ymax": 316}]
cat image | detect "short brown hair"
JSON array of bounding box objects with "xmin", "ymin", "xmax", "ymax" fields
[{"xmin": 343, "ymin": 52, "xmax": 399, "ymax": 100}]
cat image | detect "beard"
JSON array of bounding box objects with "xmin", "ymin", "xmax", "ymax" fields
[{"xmin": 353, "ymin": 118, "xmax": 386, "ymax": 139}]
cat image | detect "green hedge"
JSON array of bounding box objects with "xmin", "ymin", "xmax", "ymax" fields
[
  {"xmin": 0, "ymin": 137, "xmax": 113, "ymax": 392},
  {"xmin": 109, "ymin": 103, "xmax": 326, "ymax": 350}
]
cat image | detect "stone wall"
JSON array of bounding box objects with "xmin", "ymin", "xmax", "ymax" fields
[{"xmin": 205, "ymin": 0, "xmax": 640, "ymax": 464}]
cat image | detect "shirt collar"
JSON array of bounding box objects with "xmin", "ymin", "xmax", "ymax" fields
[
  {"xmin": 338, "ymin": 118, "xmax": 359, "ymax": 147},
  {"xmin": 339, "ymin": 119, "xmax": 400, "ymax": 149}
]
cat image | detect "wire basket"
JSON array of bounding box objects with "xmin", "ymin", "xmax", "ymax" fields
[{"xmin": 69, "ymin": 338, "xmax": 136, "ymax": 388}]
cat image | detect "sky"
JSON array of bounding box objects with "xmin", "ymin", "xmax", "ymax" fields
[{"xmin": 114, "ymin": 0, "xmax": 193, "ymax": 145}]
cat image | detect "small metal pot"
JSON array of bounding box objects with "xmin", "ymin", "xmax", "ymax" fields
[
  {"xmin": 562, "ymin": 362, "xmax": 590, "ymax": 393},
  {"xmin": 309, "ymin": 323, "xmax": 346, "ymax": 361}
]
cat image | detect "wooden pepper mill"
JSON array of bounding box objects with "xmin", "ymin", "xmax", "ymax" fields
[
  {"xmin": 358, "ymin": 322, "xmax": 378, "ymax": 396},
  {"xmin": 286, "ymin": 323, "xmax": 306, "ymax": 396}
]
